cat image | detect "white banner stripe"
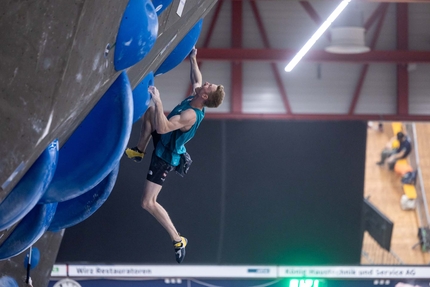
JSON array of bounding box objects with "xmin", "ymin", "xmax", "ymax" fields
[
  {"xmin": 67, "ymin": 265, "xmax": 277, "ymax": 278},
  {"xmin": 278, "ymin": 266, "xmax": 430, "ymax": 279},
  {"xmin": 51, "ymin": 265, "xmax": 430, "ymax": 279}
]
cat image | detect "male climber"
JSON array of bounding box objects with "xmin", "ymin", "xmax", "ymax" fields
[{"xmin": 124, "ymin": 48, "xmax": 225, "ymax": 263}]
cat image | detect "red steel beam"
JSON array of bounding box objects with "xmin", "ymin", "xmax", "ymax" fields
[
  {"xmin": 299, "ymin": 1, "xmax": 323, "ymax": 25},
  {"xmin": 197, "ymin": 48, "xmax": 430, "ymax": 63},
  {"xmin": 348, "ymin": 65, "xmax": 369, "ymax": 115},
  {"xmin": 364, "ymin": 2, "xmax": 387, "ymax": 31},
  {"xmin": 250, "ymin": 0, "xmax": 291, "ymax": 114},
  {"xmin": 202, "ymin": 0, "xmax": 224, "ymax": 48},
  {"xmin": 203, "ymin": 112, "xmax": 430, "ymax": 121},
  {"xmin": 397, "ymin": 3, "xmax": 409, "ymax": 116},
  {"xmin": 231, "ymin": 0, "xmax": 243, "ymax": 114},
  {"xmin": 397, "ymin": 65, "xmax": 409, "ymax": 115},
  {"xmin": 349, "ymin": 3, "xmax": 389, "ymax": 115},
  {"xmin": 300, "ymin": 1, "xmax": 331, "ymax": 41}
]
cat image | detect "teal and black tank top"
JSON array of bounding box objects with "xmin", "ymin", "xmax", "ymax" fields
[{"xmin": 155, "ymin": 96, "xmax": 205, "ymax": 166}]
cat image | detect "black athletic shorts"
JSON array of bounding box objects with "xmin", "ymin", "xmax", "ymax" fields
[
  {"xmin": 146, "ymin": 131, "xmax": 174, "ymax": 185},
  {"xmin": 146, "ymin": 152, "xmax": 175, "ymax": 185}
]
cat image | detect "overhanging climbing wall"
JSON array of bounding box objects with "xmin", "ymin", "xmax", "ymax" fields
[{"xmin": 0, "ymin": 0, "xmax": 217, "ymax": 286}]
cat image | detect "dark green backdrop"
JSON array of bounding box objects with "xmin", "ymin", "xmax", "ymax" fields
[{"xmin": 57, "ymin": 119, "xmax": 367, "ymax": 265}]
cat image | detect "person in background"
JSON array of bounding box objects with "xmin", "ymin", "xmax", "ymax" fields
[{"xmin": 376, "ymin": 131, "xmax": 412, "ymax": 170}]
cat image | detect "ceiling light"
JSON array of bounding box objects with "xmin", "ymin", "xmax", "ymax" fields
[
  {"xmin": 325, "ymin": 27, "xmax": 370, "ymax": 54},
  {"xmin": 285, "ymin": 0, "xmax": 351, "ymax": 72}
]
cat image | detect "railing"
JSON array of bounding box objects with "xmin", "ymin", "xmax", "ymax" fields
[{"xmin": 404, "ymin": 122, "xmax": 430, "ymax": 251}]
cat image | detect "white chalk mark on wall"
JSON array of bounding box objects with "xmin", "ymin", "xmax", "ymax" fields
[
  {"xmin": 177, "ymin": 0, "xmax": 186, "ymax": 16},
  {"xmin": 36, "ymin": 110, "xmax": 54, "ymax": 146},
  {"xmin": 1, "ymin": 161, "xmax": 25, "ymax": 190}
]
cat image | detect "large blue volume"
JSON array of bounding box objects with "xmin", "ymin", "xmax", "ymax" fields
[
  {"xmin": 0, "ymin": 140, "xmax": 58, "ymax": 231},
  {"xmin": 0, "ymin": 203, "xmax": 57, "ymax": 260},
  {"xmin": 0, "ymin": 276, "xmax": 18, "ymax": 287},
  {"xmin": 48, "ymin": 164, "xmax": 120, "ymax": 232},
  {"xmin": 132, "ymin": 72, "xmax": 153, "ymax": 123},
  {"xmin": 114, "ymin": 0, "xmax": 158, "ymax": 71},
  {"xmin": 155, "ymin": 19, "xmax": 204, "ymax": 76},
  {"xmin": 40, "ymin": 72, "xmax": 133, "ymax": 203}
]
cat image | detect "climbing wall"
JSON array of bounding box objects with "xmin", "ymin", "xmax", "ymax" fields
[{"xmin": 0, "ymin": 0, "xmax": 217, "ymax": 286}]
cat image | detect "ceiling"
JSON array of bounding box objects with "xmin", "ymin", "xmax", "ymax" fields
[{"xmin": 154, "ymin": 0, "xmax": 430, "ymax": 121}]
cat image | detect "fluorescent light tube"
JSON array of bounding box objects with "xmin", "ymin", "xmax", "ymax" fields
[{"xmin": 285, "ymin": 0, "xmax": 351, "ymax": 72}]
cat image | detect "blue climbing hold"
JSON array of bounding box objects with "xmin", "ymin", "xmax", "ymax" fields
[
  {"xmin": 155, "ymin": 19, "xmax": 204, "ymax": 76},
  {"xmin": 48, "ymin": 164, "xmax": 120, "ymax": 232},
  {"xmin": 0, "ymin": 203, "xmax": 57, "ymax": 260},
  {"xmin": 0, "ymin": 140, "xmax": 58, "ymax": 231},
  {"xmin": 23, "ymin": 247, "xmax": 41, "ymax": 270},
  {"xmin": 39, "ymin": 72, "xmax": 133, "ymax": 203},
  {"xmin": 114, "ymin": 0, "xmax": 158, "ymax": 71},
  {"xmin": 0, "ymin": 276, "xmax": 18, "ymax": 287},
  {"xmin": 132, "ymin": 72, "xmax": 153, "ymax": 123},
  {"xmin": 152, "ymin": 0, "xmax": 173, "ymax": 16}
]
